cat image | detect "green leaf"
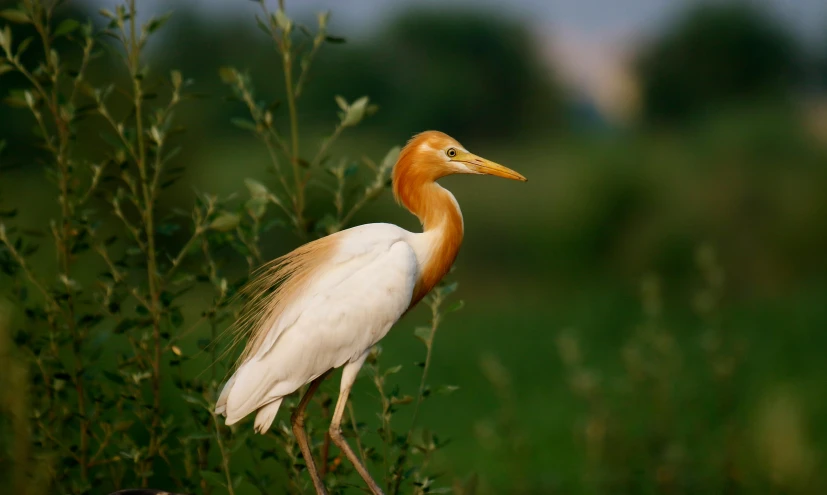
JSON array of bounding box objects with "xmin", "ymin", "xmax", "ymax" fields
[
  {"xmin": 113, "ymin": 420, "xmax": 133, "ymax": 432},
  {"xmin": 0, "ymin": 26, "xmax": 11, "ymax": 51},
  {"xmin": 156, "ymin": 222, "xmax": 181, "ymax": 236},
  {"xmin": 145, "ymin": 12, "xmax": 172, "ymax": 34},
  {"xmin": 0, "ymin": 64, "xmax": 12, "ymax": 76},
  {"xmin": 16, "ymin": 36, "xmax": 33, "ymax": 57},
  {"xmin": 245, "ymin": 196, "xmax": 267, "ymax": 220},
  {"xmin": 200, "ymin": 470, "xmax": 226, "ymax": 487},
  {"xmin": 4, "ymin": 91, "xmax": 27, "ymax": 108},
  {"xmin": 182, "ymin": 394, "xmax": 207, "ymax": 407},
  {"xmin": 232, "ymin": 475, "xmax": 245, "ymax": 489},
  {"xmin": 218, "ymin": 66, "xmax": 237, "ymax": 84},
  {"xmin": 274, "ymin": 9, "xmax": 291, "ymax": 31},
  {"xmin": 255, "ymin": 15, "xmax": 270, "ymax": 36},
  {"xmin": 99, "ymin": 131, "xmax": 124, "ymax": 149},
  {"xmin": 184, "ymin": 431, "xmax": 213, "ymax": 441},
  {"xmin": 210, "ymin": 212, "xmax": 241, "ymax": 231},
  {"xmin": 102, "ymin": 370, "xmax": 125, "ymax": 385},
  {"xmin": 230, "ymin": 117, "xmax": 258, "ymax": 133},
  {"xmin": 231, "ymin": 430, "xmax": 250, "ymax": 450},
  {"xmin": 0, "ymin": 9, "xmax": 31, "ymax": 24},
  {"xmin": 445, "ymin": 300, "xmax": 464, "ymax": 313},
  {"xmin": 440, "ymin": 281, "xmax": 458, "ymax": 297},
  {"xmin": 344, "ymin": 163, "xmax": 359, "ymax": 178},
  {"xmin": 317, "ymin": 11, "xmax": 330, "ymax": 28},
  {"xmin": 54, "ymin": 18, "xmax": 80, "ymax": 37},
  {"xmin": 112, "ymin": 318, "xmax": 137, "ymax": 334},
  {"xmin": 384, "ymin": 364, "xmax": 402, "ymax": 376},
  {"xmin": 244, "ymin": 178, "xmax": 269, "ymax": 198},
  {"xmin": 334, "ymin": 95, "xmax": 348, "ymax": 111},
  {"xmin": 391, "ymin": 395, "xmax": 414, "ymax": 405},
  {"xmin": 170, "ymin": 307, "xmax": 184, "ymax": 328},
  {"xmin": 314, "ymin": 213, "xmax": 337, "ymax": 235},
  {"xmin": 298, "ymin": 23, "xmax": 313, "ymax": 38},
  {"xmin": 341, "ymin": 96, "xmax": 369, "ymax": 127},
  {"xmin": 436, "ymin": 385, "xmax": 460, "ymax": 396},
  {"xmin": 414, "ymin": 326, "xmax": 431, "ymax": 345}
]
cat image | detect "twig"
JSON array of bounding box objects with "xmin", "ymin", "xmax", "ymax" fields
[
  {"xmin": 347, "ymin": 401, "xmax": 369, "ymax": 466},
  {"xmin": 0, "ymin": 226, "xmax": 62, "ymax": 315},
  {"xmin": 391, "ymin": 294, "xmax": 443, "ymax": 495},
  {"xmin": 211, "ymin": 412, "xmax": 236, "ymax": 495}
]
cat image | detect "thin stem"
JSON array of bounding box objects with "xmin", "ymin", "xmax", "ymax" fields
[
  {"xmin": 331, "ymin": 153, "xmax": 394, "ymax": 232},
  {"xmin": 212, "ymin": 412, "xmax": 236, "ymax": 495},
  {"xmin": 371, "ymin": 368, "xmax": 392, "ymax": 492},
  {"xmin": 126, "ymin": 0, "xmax": 163, "ymax": 481},
  {"xmin": 392, "ymin": 295, "xmax": 443, "ymax": 495},
  {"xmin": 98, "ymin": 107, "xmax": 140, "ymax": 164},
  {"xmin": 310, "ymin": 124, "xmax": 343, "ymax": 169},
  {"xmin": 347, "ymin": 401, "xmax": 369, "ymax": 468},
  {"xmin": 271, "ymin": 5, "xmax": 305, "ymax": 233},
  {"xmin": 78, "ymin": 162, "xmax": 107, "ymax": 206},
  {"xmin": 166, "ymin": 223, "xmax": 208, "ymax": 279},
  {"xmin": 233, "ymin": 74, "xmax": 296, "ymax": 219},
  {"xmin": 294, "ymin": 26, "xmax": 326, "ymax": 99},
  {"xmin": 283, "ymin": 56, "xmax": 304, "ymax": 230},
  {"xmin": 409, "ymin": 299, "xmax": 441, "ymax": 439},
  {"xmin": 261, "ymin": 137, "xmax": 298, "ymax": 219},
  {"xmin": 0, "ymin": 228, "xmax": 61, "ymax": 315}
]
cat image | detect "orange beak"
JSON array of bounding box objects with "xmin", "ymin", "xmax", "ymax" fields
[{"xmin": 456, "ymin": 151, "xmax": 527, "ymax": 182}]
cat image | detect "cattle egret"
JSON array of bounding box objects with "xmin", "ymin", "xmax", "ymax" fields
[{"xmin": 216, "ymin": 130, "xmax": 526, "ymax": 494}]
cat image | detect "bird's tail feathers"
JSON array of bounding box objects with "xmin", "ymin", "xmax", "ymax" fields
[
  {"xmin": 253, "ymin": 398, "xmax": 283, "ymax": 434},
  {"xmin": 214, "ymin": 372, "xmax": 236, "ymax": 416}
]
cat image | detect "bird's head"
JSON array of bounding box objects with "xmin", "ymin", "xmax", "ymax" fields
[{"xmin": 392, "ymin": 131, "xmax": 527, "ymax": 192}]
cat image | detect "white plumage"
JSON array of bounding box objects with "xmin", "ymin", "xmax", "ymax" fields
[{"xmin": 216, "ymin": 223, "xmax": 425, "ymax": 432}]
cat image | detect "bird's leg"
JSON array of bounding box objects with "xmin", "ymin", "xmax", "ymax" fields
[
  {"xmin": 291, "ymin": 369, "xmax": 333, "ymax": 495},
  {"xmin": 329, "ymin": 352, "xmax": 385, "ymax": 495}
]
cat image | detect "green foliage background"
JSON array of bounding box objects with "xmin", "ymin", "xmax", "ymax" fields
[{"xmin": 1, "ymin": 1, "xmax": 827, "ymax": 494}]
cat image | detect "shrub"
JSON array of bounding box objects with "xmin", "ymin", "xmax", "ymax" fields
[{"xmin": 0, "ymin": 1, "xmax": 461, "ymax": 493}]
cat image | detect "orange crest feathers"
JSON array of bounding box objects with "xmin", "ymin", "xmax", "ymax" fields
[{"xmin": 392, "ymin": 131, "xmax": 464, "ymax": 224}]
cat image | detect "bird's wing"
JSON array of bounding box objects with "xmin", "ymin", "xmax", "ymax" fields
[{"xmin": 221, "ymin": 226, "xmax": 418, "ymax": 424}]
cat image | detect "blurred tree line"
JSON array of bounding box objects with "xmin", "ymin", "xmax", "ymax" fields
[
  {"xmin": 2, "ymin": 2, "xmax": 825, "ymax": 154},
  {"xmin": 637, "ymin": 4, "xmax": 804, "ymax": 125},
  {"xmin": 0, "ymin": 3, "xmax": 562, "ymax": 173},
  {"xmin": 148, "ymin": 6, "xmax": 562, "ymax": 140},
  {"xmin": 2, "ymin": 2, "xmax": 826, "ymax": 152}
]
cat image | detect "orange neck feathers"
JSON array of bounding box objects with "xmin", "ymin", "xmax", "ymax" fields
[{"xmin": 393, "ymin": 132, "xmax": 464, "ymax": 305}]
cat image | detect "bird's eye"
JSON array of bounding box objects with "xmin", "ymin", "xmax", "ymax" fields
[{"xmin": 446, "ymin": 148, "xmax": 457, "ymax": 158}]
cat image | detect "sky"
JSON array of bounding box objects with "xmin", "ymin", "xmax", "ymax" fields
[{"xmin": 86, "ymin": 0, "xmax": 827, "ymax": 46}]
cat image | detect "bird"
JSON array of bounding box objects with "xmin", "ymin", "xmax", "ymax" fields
[{"xmin": 215, "ymin": 130, "xmax": 526, "ymax": 495}]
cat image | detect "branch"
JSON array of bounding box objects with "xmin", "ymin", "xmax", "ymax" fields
[
  {"xmin": 211, "ymin": 410, "xmax": 236, "ymax": 495},
  {"xmin": 94, "ymin": 243, "xmax": 125, "ymax": 283},
  {"xmin": 0, "ymin": 225, "xmax": 62, "ymax": 315}
]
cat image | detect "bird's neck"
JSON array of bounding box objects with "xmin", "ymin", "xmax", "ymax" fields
[{"xmin": 402, "ymin": 181, "xmax": 464, "ymax": 306}]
